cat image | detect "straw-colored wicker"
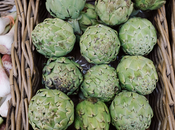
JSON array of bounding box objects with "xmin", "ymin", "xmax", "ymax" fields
[
  {"xmin": 0, "ymin": 0, "xmax": 174, "ymax": 130},
  {"xmin": 0, "ymin": 0, "xmax": 14, "ymax": 12},
  {"xmin": 148, "ymin": 2, "xmax": 175, "ymax": 129}
]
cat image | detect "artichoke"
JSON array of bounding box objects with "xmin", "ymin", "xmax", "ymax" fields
[
  {"xmin": 117, "ymin": 56, "xmax": 158, "ymax": 95},
  {"xmin": 81, "ymin": 64, "xmax": 120, "ymax": 102},
  {"xmin": 79, "ymin": 3, "xmax": 100, "ymax": 32},
  {"xmin": 32, "ymin": 18, "xmax": 76, "ymax": 58},
  {"xmin": 133, "ymin": 0, "xmax": 166, "ymax": 10},
  {"xmin": 110, "ymin": 91, "xmax": 153, "ymax": 130},
  {"xmin": 95, "ymin": 0, "xmax": 134, "ymax": 26},
  {"xmin": 42, "ymin": 57, "xmax": 83, "ymax": 95},
  {"xmin": 46, "ymin": 0, "xmax": 86, "ymax": 20},
  {"xmin": 119, "ymin": 17, "xmax": 157, "ymax": 56},
  {"xmin": 28, "ymin": 89, "xmax": 74, "ymax": 130},
  {"xmin": 80, "ymin": 24, "xmax": 121, "ymax": 64},
  {"xmin": 75, "ymin": 98, "xmax": 111, "ymax": 130}
]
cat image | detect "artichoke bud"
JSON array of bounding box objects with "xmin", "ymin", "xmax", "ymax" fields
[
  {"xmin": 117, "ymin": 56, "xmax": 158, "ymax": 95},
  {"xmin": 75, "ymin": 99, "xmax": 111, "ymax": 130},
  {"xmin": 80, "ymin": 24, "xmax": 121, "ymax": 64},
  {"xmin": 133, "ymin": 0, "xmax": 166, "ymax": 10},
  {"xmin": 46, "ymin": 0, "xmax": 86, "ymax": 20},
  {"xmin": 28, "ymin": 89, "xmax": 74, "ymax": 130},
  {"xmin": 42, "ymin": 57, "xmax": 83, "ymax": 95},
  {"xmin": 119, "ymin": 17, "xmax": 157, "ymax": 56},
  {"xmin": 110, "ymin": 91, "xmax": 153, "ymax": 130},
  {"xmin": 46, "ymin": 0, "xmax": 87, "ymax": 35},
  {"xmin": 79, "ymin": 3, "xmax": 100, "ymax": 32},
  {"xmin": 81, "ymin": 64, "xmax": 121, "ymax": 102},
  {"xmin": 95, "ymin": 0, "xmax": 134, "ymax": 26},
  {"xmin": 32, "ymin": 18, "xmax": 76, "ymax": 58},
  {"xmin": 82, "ymin": 4, "xmax": 97, "ymax": 19}
]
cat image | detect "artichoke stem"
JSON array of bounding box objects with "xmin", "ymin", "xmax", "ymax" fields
[
  {"xmin": 68, "ymin": 18, "xmax": 82, "ymax": 35},
  {"xmin": 130, "ymin": 8, "xmax": 141, "ymax": 17}
]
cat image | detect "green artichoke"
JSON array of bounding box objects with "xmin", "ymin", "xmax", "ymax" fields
[
  {"xmin": 75, "ymin": 98, "xmax": 111, "ymax": 130},
  {"xmin": 117, "ymin": 56, "xmax": 158, "ymax": 95},
  {"xmin": 42, "ymin": 57, "xmax": 83, "ymax": 95},
  {"xmin": 80, "ymin": 24, "xmax": 121, "ymax": 64},
  {"xmin": 95, "ymin": 0, "xmax": 134, "ymax": 26},
  {"xmin": 81, "ymin": 64, "xmax": 120, "ymax": 102},
  {"xmin": 28, "ymin": 89, "xmax": 74, "ymax": 130},
  {"xmin": 133, "ymin": 0, "xmax": 166, "ymax": 10},
  {"xmin": 119, "ymin": 17, "xmax": 157, "ymax": 56},
  {"xmin": 79, "ymin": 3, "xmax": 100, "ymax": 32},
  {"xmin": 32, "ymin": 18, "xmax": 76, "ymax": 58},
  {"xmin": 46, "ymin": 0, "xmax": 86, "ymax": 19},
  {"xmin": 110, "ymin": 91, "xmax": 153, "ymax": 130}
]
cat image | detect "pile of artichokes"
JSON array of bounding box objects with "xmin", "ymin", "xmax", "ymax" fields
[{"xmin": 28, "ymin": 0, "xmax": 166, "ymax": 129}]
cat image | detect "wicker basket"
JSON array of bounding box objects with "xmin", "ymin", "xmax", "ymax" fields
[
  {"xmin": 148, "ymin": 2, "xmax": 175, "ymax": 129},
  {"xmin": 0, "ymin": 0, "xmax": 14, "ymax": 12},
  {"xmin": 1, "ymin": 0, "xmax": 174, "ymax": 129}
]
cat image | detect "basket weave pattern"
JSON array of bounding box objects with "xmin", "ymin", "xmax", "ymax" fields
[
  {"xmin": 0, "ymin": 0, "xmax": 14, "ymax": 12},
  {"xmin": 5, "ymin": 0, "xmax": 41, "ymax": 129},
  {"xmin": 0, "ymin": 0, "xmax": 174, "ymax": 130},
  {"xmin": 148, "ymin": 3, "xmax": 175, "ymax": 129}
]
